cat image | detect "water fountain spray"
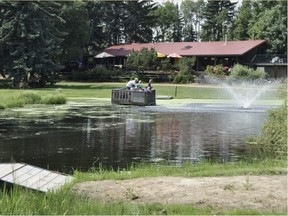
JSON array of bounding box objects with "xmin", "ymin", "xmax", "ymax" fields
[
  {"xmin": 223, "ymin": 80, "xmax": 275, "ymax": 109},
  {"xmin": 205, "ymin": 76, "xmax": 277, "ymax": 109}
]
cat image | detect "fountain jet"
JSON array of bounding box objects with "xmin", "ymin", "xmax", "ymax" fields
[{"xmin": 223, "ymin": 80, "xmax": 276, "ymax": 108}]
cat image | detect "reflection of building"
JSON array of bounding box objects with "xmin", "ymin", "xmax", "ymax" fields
[{"xmin": 151, "ymin": 113, "xmax": 182, "ymax": 161}]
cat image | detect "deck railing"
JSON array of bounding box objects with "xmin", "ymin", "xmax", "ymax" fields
[
  {"xmin": 111, "ymin": 88, "xmax": 156, "ymax": 105},
  {"xmin": 250, "ymin": 54, "xmax": 287, "ymax": 64}
]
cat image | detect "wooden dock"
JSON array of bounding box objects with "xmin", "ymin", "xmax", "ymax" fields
[{"xmin": 0, "ymin": 163, "xmax": 74, "ymax": 192}]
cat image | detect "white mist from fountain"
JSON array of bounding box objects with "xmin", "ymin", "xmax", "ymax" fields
[
  {"xmin": 222, "ymin": 80, "xmax": 276, "ymax": 109},
  {"xmin": 204, "ymin": 76, "xmax": 277, "ymax": 109}
]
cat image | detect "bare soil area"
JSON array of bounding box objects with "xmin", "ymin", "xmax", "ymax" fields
[{"xmin": 73, "ymin": 175, "xmax": 287, "ymax": 211}]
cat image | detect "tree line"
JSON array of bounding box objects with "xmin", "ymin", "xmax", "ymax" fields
[{"xmin": 0, "ymin": 0, "xmax": 286, "ymax": 87}]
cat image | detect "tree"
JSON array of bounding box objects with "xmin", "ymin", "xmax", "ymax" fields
[
  {"xmin": 59, "ymin": 1, "xmax": 92, "ymax": 64},
  {"xmin": 170, "ymin": 4, "xmax": 183, "ymax": 42},
  {"xmin": 173, "ymin": 57, "xmax": 196, "ymax": 83},
  {"xmin": 232, "ymin": 0, "xmax": 287, "ymax": 54},
  {"xmin": 249, "ymin": 1, "xmax": 287, "ymax": 54},
  {"xmin": 231, "ymin": 1, "xmax": 252, "ymax": 40},
  {"xmin": 180, "ymin": 0, "xmax": 205, "ymax": 41},
  {"xmin": 0, "ymin": 1, "xmax": 65, "ymax": 88},
  {"xmin": 201, "ymin": 0, "xmax": 237, "ymax": 41},
  {"xmin": 126, "ymin": 48, "xmax": 158, "ymax": 71},
  {"xmin": 122, "ymin": 0, "xmax": 157, "ymax": 43},
  {"xmin": 152, "ymin": 1, "xmax": 181, "ymax": 42},
  {"xmin": 85, "ymin": 1, "xmax": 111, "ymax": 54}
]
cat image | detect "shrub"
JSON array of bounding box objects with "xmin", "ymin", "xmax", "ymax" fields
[
  {"xmin": 16, "ymin": 92, "xmax": 42, "ymax": 104},
  {"xmin": 173, "ymin": 57, "xmax": 196, "ymax": 84},
  {"xmin": 4, "ymin": 100, "xmax": 25, "ymax": 108},
  {"xmin": 159, "ymin": 59, "xmax": 173, "ymax": 71},
  {"xmin": 42, "ymin": 93, "xmax": 66, "ymax": 105},
  {"xmin": 228, "ymin": 64, "xmax": 267, "ymax": 80},
  {"xmin": 126, "ymin": 48, "xmax": 158, "ymax": 71},
  {"xmin": 204, "ymin": 64, "xmax": 226, "ymax": 77},
  {"xmin": 173, "ymin": 74, "xmax": 190, "ymax": 83},
  {"xmin": 245, "ymin": 83, "xmax": 287, "ymax": 159},
  {"xmin": 0, "ymin": 91, "xmax": 66, "ymax": 109},
  {"xmin": 204, "ymin": 65, "xmax": 213, "ymax": 75},
  {"xmin": 3, "ymin": 92, "xmax": 42, "ymax": 108},
  {"xmin": 71, "ymin": 67, "xmax": 119, "ymax": 82}
]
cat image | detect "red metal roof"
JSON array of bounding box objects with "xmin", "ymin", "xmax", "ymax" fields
[{"xmin": 104, "ymin": 40, "xmax": 266, "ymax": 57}]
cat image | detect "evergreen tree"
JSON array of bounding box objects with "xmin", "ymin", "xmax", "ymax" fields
[
  {"xmin": 105, "ymin": 2, "xmax": 125, "ymax": 45},
  {"xmin": 201, "ymin": 0, "xmax": 236, "ymax": 41},
  {"xmin": 181, "ymin": 0, "xmax": 205, "ymax": 41},
  {"xmin": 170, "ymin": 4, "xmax": 183, "ymax": 42},
  {"xmin": 88, "ymin": 1, "xmax": 125, "ymax": 46},
  {"xmin": 231, "ymin": 0, "xmax": 252, "ymax": 40},
  {"xmin": 183, "ymin": 24, "xmax": 196, "ymax": 42},
  {"xmin": 0, "ymin": 1, "xmax": 65, "ymax": 88},
  {"xmin": 59, "ymin": 1, "xmax": 92, "ymax": 65},
  {"xmin": 123, "ymin": 0, "xmax": 157, "ymax": 43},
  {"xmin": 86, "ymin": 0, "xmax": 156, "ymax": 52},
  {"xmin": 85, "ymin": 1, "xmax": 110, "ymax": 54},
  {"xmin": 152, "ymin": 1, "xmax": 181, "ymax": 42}
]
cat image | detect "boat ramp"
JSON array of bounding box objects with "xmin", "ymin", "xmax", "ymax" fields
[{"xmin": 0, "ymin": 163, "xmax": 74, "ymax": 192}]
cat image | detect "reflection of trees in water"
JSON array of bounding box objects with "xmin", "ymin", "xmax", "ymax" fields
[{"xmin": 0, "ymin": 108, "xmax": 267, "ymax": 172}]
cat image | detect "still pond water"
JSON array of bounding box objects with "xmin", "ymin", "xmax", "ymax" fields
[{"xmin": 0, "ymin": 100, "xmax": 270, "ymax": 174}]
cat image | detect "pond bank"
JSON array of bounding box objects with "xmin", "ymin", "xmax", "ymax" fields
[{"xmin": 73, "ymin": 175, "xmax": 287, "ymax": 212}]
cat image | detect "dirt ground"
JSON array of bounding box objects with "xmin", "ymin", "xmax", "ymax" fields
[{"xmin": 73, "ymin": 175, "xmax": 287, "ymax": 211}]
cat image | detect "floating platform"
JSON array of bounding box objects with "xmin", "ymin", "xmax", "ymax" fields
[
  {"xmin": 0, "ymin": 163, "xmax": 74, "ymax": 192},
  {"xmin": 111, "ymin": 88, "xmax": 156, "ymax": 106}
]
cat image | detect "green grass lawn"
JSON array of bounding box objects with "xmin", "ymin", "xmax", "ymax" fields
[
  {"xmin": 0, "ymin": 81, "xmax": 281, "ymax": 100},
  {"xmin": 0, "ymin": 160, "xmax": 286, "ymax": 215}
]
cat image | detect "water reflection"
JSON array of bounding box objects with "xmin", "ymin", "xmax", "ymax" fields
[{"xmin": 0, "ymin": 102, "xmax": 268, "ymax": 173}]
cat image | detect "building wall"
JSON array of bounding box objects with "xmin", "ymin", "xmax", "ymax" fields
[{"xmin": 258, "ymin": 65, "xmax": 287, "ymax": 79}]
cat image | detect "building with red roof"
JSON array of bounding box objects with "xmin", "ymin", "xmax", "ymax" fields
[{"xmin": 97, "ymin": 40, "xmax": 267, "ymax": 71}]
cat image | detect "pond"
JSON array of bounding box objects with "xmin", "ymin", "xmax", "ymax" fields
[{"xmin": 0, "ymin": 99, "xmax": 272, "ymax": 174}]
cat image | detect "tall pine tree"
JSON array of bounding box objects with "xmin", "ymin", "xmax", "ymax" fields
[
  {"xmin": 181, "ymin": 0, "xmax": 205, "ymax": 41},
  {"xmin": 123, "ymin": 0, "xmax": 157, "ymax": 43},
  {"xmin": 0, "ymin": 1, "xmax": 65, "ymax": 88},
  {"xmin": 201, "ymin": 0, "xmax": 236, "ymax": 41}
]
